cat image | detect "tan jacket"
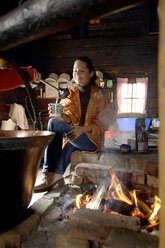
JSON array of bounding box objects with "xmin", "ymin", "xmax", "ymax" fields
[{"xmin": 61, "ymin": 84, "xmax": 116, "ymax": 152}]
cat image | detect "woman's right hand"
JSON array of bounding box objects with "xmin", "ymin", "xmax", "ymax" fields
[
  {"xmin": 48, "ymin": 104, "xmax": 53, "ymax": 116},
  {"xmin": 48, "ymin": 104, "xmax": 71, "ymax": 124}
]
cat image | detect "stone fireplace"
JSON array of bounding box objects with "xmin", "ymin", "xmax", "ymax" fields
[{"xmin": 0, "ymin": 148, "xmax": 159, "ymax": 248}]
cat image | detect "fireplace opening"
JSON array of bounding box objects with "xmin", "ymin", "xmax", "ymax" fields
[{"xmin": 74, "ymin": 169, "xmax": 160, "ymax": 232}]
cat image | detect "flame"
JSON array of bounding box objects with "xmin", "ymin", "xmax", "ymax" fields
[
  {"xmin": 108, "ymin": 170, "xmax": 132, "ymax": 205},
  {"xmin": 75, "ymin": 194, "xmax": 83, "ymax": 209},
  {"xmin": 130, "ymin": 190, "xmax": 146, "ymax": 219},
  {"xmin": 75, "ymin": 194, "xmax": 92, "ymax": 209},
  {"xmin": 149, "ymin": 196, "xmax": 161, "ymax": 224},
  {"xmin": 131, "ymin": 190, "xmax": 137, "ymax": 207}
]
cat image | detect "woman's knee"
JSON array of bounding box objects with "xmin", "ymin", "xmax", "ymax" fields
[{"xmin": 47, "ymin": 118, "xmax": 62, "ymax": 131}]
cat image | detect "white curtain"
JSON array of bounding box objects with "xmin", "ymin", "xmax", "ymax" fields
[
  {"xmin": 117, "ymin": 78, "xmax": 128, "ymax": 114},
  {"xmin": 136, "ymin": 77, "xmax": 148, "ymax": 114}
]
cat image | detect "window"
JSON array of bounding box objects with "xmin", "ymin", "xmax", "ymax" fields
[{"xmin": 117, "ymin": 77, "xmax": 148, "ymax": 114}]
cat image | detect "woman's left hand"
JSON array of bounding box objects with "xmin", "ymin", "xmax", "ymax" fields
[
  {"xmin": 32, "ymin": 68, "xmax": 42, "ymax": 83},
  {"xmin": 66, "ymin": 126, "xmax": 85, "ymax": 141}
]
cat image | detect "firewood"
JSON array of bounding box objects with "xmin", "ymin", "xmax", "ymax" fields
[
  {"xmin": 137, "ymin": 199, "xmax": 152, "ymax": 216},
  {"xmin": 55, "ymin": 232, "xmax": 90, "ymax": 248},
  {"xmin": 106, "ymin": 198, "xmax": 134, "ymax": 215},
  {"xmin": 86, "ymin": 181, "xmax": 109, "ymax": 210},
  {"xmin": 68, "ymin": 209, "xmax": 141, "ymax": 242},
  {"xmin": 102, "ymin": 228, "xmax": 158, "ymax": 248}
]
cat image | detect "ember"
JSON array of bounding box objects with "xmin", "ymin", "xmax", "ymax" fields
[{"xmin": 75, "ymin": 169, "xmax": 161, "ymax": 230}]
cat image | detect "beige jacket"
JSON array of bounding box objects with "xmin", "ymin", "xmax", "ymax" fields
[{"xmin": 61, "ymin": 84, "xmax": 116, "ymax": 152}]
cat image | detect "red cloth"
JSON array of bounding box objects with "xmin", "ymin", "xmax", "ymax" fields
[
  {"xmin": 104, "ymin": 130, "xmax": 116, "ymax": 138},
  {"xmin": 0, "ymin": 66, "xmax": 33, "ymax": 91}
]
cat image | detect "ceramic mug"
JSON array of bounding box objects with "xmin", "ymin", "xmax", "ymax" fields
[{"xmin": 49, "ymin": 103, "xmax": 63, "ymax": 117}]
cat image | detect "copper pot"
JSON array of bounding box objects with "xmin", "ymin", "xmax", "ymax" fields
[{"xmin": 0, "ymin": 130, "xmax": 54, "ymax": 232}]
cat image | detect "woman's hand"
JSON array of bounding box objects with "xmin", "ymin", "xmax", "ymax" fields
[
  {"xmin": 32, "ymin": 68, "xmax": 42, "ymax": 83},
  {"xmin": 66, "ymin": 126, "xmax": 92, "ymax": 141},
  {"xmin": 48, "ymin": 104, "xmax": 71, "ymax": 124},
  {"xmin": 66, "ymin": 126, "xmax": 84, "ymax": 140}
]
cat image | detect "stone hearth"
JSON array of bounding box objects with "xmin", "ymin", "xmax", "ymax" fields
[{"xmin": 0, "ymin": 149, "xmax": 159, "ymax": 248}]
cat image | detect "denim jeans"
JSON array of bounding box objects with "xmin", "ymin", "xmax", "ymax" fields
[{"xmin": 43, "ymin": 118, "xmax": 97, "ymax": 174}]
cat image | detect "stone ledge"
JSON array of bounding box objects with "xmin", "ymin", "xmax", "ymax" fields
[
  {"xmin": 73, "ymin": 163, "xmax": 144, "ymax": 186},
  {"xmin": 70, "ymin": 149, "xmax": 158, "ymax": 173}
]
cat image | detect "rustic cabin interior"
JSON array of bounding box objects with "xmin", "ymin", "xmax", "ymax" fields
[{"xmin": 0, "ymin": 0, "xmax": 164, "ymax": 247}]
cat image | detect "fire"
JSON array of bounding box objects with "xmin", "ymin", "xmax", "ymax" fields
[
  {"xmin": 130, "ymin": 190, "xmax": 148, "ymax": 219},
  {"xmin": 107, "ymin": 170, "xmax": 132, "ymax": 205},
  {"xmin": 149, "ymin": 196, "xmax": 161, "ymax": 224},
  {"xmin": 75, "ymin": 194, "xmax": 92, "ymax": 209},
  {"xmin": 75, "ymin": 169, "xmax": 161, "ymax": 230}
]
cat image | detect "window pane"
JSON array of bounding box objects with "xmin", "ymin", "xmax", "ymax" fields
[
  {"xmin": 132, "ymin": 84, "xmax": 137, "ymax": 98},
  {"xmin": 126, "ymin": 84, "xmax": 132, "ymax": 98},
  {"xmin": 132, "ymin": 98, "xmax": 141, "ymax": 112},
  {"xmin": 121, "ymin": 99, "xmax": 132, "ymax": 113}
]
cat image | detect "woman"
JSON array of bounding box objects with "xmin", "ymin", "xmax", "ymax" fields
[{"xmin": 35, "ymin": 56, "xmax": 116, "ymax": 192}]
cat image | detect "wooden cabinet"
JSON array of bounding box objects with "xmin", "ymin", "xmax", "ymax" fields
[{"xmin": 35, "ymin": 97, "xmax": 56, "ymax": 130}]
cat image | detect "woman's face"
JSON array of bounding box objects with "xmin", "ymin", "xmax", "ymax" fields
[{"xmin": 73, "ymin": 60, "xmax": 94, "ymax": 87}]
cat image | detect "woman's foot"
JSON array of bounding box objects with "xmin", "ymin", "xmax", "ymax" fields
[{"xmin": 34, "ymin": 172, "xmax": 64, "ymax": 193}]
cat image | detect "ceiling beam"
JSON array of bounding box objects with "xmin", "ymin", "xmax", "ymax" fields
[{"xmin": 0, "ymin": 0, "xmax": 150, "ymax": 51}]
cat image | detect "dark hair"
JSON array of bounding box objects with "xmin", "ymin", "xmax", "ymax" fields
[{"xmin": 76, "ymin": 56, "xmax": 96, "ymax": 85}]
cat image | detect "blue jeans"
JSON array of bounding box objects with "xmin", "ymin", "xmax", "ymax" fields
[{"xmin": 43, "ymin": 118, "xmax": 97, "ymax": 174}]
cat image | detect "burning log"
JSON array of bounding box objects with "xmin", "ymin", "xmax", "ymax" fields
[
  {"xmin": 0, "ymin": 0, "xmax": 150, "ymax": 51},
  {"xmin": 68, "ymin": 209, "xmax": 141, "ymax": 243},
  {"xmin": 137, "ymin": 198, "xmax": 152, "ymax": 216},
  {"xmin": 106, "ymin": 198, "xmax": 134, "ymax": 215},
  {"xmin": 86, "ymin": 181, "xmax": 109, "ymax": 210}
]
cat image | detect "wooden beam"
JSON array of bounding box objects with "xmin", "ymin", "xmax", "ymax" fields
[
  {"xmin": 157, "ymin": 1, "xmax": 165, "ymax": 248},
  {"xmin": 0, "ymin": 0, "xmax": 150, "ymax": 51}
]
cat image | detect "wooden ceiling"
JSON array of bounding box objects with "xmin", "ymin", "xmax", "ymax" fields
[
  {"xmin": 57, "ymin": 0, "xmax": 158, "ymax": 40},
  {"xmin": 0, "ymin": 0, "xmax": 158, "ymax": 52}
]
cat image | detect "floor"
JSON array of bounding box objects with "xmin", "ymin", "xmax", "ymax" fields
[
  {"xmin": 28, "ymin": 168, "xmax": 45, "ymax": 207},
  {"xmin": 29, "ymin": 165, "xmax": 71, "ymax": 207}
]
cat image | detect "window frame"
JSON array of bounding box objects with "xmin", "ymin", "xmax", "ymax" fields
[{"xmin": 116, "ymin": 77, "xmax": 149, "ymax": 118}]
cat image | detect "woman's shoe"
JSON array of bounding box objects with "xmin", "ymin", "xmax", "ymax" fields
[{"xmin": 34, "ymin": 172, "xmax": 64, "ymax": 193}]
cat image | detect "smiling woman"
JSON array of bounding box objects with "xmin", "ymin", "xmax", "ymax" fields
[
  {"xmin": 34, "ymin": 56, "xmax": 117, "ymax": 192},
  {"xmin": 73, "ymin": 58, "xmax": 94, "ymax": 87}
]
